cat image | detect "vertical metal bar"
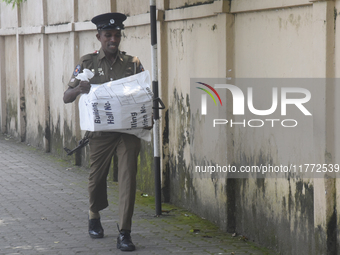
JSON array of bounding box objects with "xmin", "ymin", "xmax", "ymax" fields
[{"xmin": 150, "ymin": 0, "xmax": 162, "ymax": 216}]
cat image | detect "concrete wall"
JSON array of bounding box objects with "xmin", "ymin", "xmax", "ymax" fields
[
  {"xmin": 230, "ymin": 2, "xmax": 337, "ymax": 254},
  {"xmin": 1, "ymin": 0, "xmax": 340, "ymax": 254}
]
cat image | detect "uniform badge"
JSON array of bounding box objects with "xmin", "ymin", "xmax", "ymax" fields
[{"xmin": 73, "ymin": 65, "xmax": 81, "ymax": 76}]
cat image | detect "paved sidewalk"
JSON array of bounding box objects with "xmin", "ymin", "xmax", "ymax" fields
[{"xmin": 0, "ymin": 134, "xmax": 277, "ymax": 255}]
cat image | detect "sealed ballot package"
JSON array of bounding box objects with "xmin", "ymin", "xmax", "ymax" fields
[{"xmin": 78, "ymin": 70, "xmax": 153, "ymax": 141}]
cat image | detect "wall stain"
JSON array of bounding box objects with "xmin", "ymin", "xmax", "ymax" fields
[
  {"xmin": 327, "ymin": 207, "xmax": 337, "ymax": 255},
  {"xmin": 169, "ymin": 88, "xmax": 194, "ymax": 207},
  {"xmin": 6, "ymin": 98, "xmax": 18, "ymax": 133},
  {"xmin": 50, "ymin": 116, "xmax": 64, "ymax": 156},
  {"xmin": 45, "ymin": 106, "xmax": 50, "ymax": 152},
  {"xmin": 136, "ymin": 139, "xmax": 155, "ymax": 196},
  {"xmin": 169, "ymin": 88, "xmax": 230, "ymax": 230},
  {"xmin": 233, "ymin": 146, "xmax": 315, "ymax": 254}
]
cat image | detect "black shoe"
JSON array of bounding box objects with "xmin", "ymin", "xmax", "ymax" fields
[
  {"xmin": 88, "ymin": 218, "xmax": 104, "ymax": 239},
  {"xmin": 117, "ymin": 230, "xmax": 135, "ymax": 251}
]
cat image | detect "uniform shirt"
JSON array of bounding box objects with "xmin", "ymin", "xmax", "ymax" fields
[{"xmin": 68, "ymin": 48, "xmax": 144, "ymax": 88}]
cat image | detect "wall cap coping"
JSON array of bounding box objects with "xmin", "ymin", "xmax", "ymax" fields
[
  {"xmin": 231, "ymin": 0, "xmax": 312, "ymax": 13},
  {"xmin": 0, "ymin": 27, "xmax": 16, "ymax": 36},
  {"xmin": 74, "ymin": 21, "xmax": 95, "ymax": 32},
  {"xmin": 165, "ymin": 0, "xmax": 229, "ymax": 22},
  {"xmin": 45, "ymin": 23, "xmax": 74, "ymax": 34}
]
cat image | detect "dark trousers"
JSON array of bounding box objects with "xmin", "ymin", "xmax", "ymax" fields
[{"xmin": 88, "ymin": 132, "xmax": 141, "ymax": 231}]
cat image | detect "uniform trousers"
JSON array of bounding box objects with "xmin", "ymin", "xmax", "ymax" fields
[{"xmin": 88, "ymin": 132, "xmax": 141, "ymax": 231}]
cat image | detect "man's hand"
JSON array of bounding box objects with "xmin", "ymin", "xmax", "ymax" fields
[
  {"xmin": 63, "ymin": 81, "xmax": 91, "ymax": 104},
  {"xmin": 143, "ymin": 117, "xmax": 154, "ymax": 130},
  {"xmin": 77, "ymin": 81, "xmax": 91, "ymax": 94}
]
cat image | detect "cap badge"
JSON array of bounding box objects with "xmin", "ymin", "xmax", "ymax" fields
[{"xmin": 110, "ymin": 19, "xmax": 115, "ymax": 24}]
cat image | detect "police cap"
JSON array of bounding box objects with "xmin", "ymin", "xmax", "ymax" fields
[{"xmin": 91, "ymin": 13, "xmax": 127, "ymax": 30}]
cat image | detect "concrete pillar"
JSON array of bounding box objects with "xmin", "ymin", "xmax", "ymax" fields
[
  {"xmin": 16, "ymin": 21, "xmax": 26, "ymax": 142},
  {"xmin": 157, "ymin": 0, "xmax": 169, "ymax": 10},
  {"xmin": 310, "ymin": 0, "xmax": 335, "ymax": 78},
  {"xmin": 224, "ymin": 12, "xmax": 236, "ymax": 233},
  {"xmin": 72, "ymin": 0, "xmax": 78, "ymax": 23},
  {"xmin": 334, "ymin": 1, "xmax": 340, "ymax": 252},
  {"xmin": 14, "ymin": 0, "xmax": 26, "ymax": 142},
  {"xmin": 42, "ymin": 34, "xmax": 50, "ymax": 152},
  {"xmin": 310, "ymin": 0, "xmax": 337, "ymax": 254},
  {"xmin": 110, "ymin": 0, "xmax": 117, "ymax": 12},
  {"xmin": 0, "ymin": 4, "xmax": 5, "ymax": 133},
  {"xmin": 0, "ymin": 36, "xmax": 6, "ymax": 133},
  {"xmin": 41, "ymin": 0, "xmax": 50, "ymax": 152}
]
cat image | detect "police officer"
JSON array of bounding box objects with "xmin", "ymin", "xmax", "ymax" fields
[{"xmin": 63, "ymin": 12, "xmax": 145, "ymax": 252}]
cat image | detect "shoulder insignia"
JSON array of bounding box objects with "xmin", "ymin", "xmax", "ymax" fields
[
  {"xmin": 73, "ymin": 64, "xmax": 81, "ymax": 76},
  {"xmin": 139, "ymin": 63, "xmax": 145, "ymax": 72},
  {"xmin": 79, "ymin": 54, "xmax": 93, "ymax": 62}
]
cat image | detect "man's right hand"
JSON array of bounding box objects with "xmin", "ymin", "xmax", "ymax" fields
[
  {"xmin": 77, "ymin": 81, "xmax": 91, "ymax": 94},
  {"xmin": 63, "ymin": 81, "xmax": 91, "ymax": 104}
]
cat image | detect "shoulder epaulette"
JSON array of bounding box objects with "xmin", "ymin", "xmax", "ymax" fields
[
  {"xmin": 79, "ymin": 54, "xmax": 92, "ymax": 62},
  {"xmin": 80, "ymin": 51, "xmax": 99, "ymax": 62}
]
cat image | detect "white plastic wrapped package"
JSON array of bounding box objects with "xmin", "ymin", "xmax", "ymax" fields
[{"xmin": 78, "ymin": 70, "xmax": 153, "ymax": 141}]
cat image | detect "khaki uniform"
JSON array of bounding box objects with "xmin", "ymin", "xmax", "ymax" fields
[
  {"xmin": 68, "ymin": 48, "xmax": 144, "ymax": 231},
  {"xmin": 68, "ymin": 48, "xmax": 144, "ymax": 87}
]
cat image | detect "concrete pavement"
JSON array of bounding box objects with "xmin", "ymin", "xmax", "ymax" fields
[{"xmin": 0, "ymin": 134, "xmax": 278, "ymax": 255}]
